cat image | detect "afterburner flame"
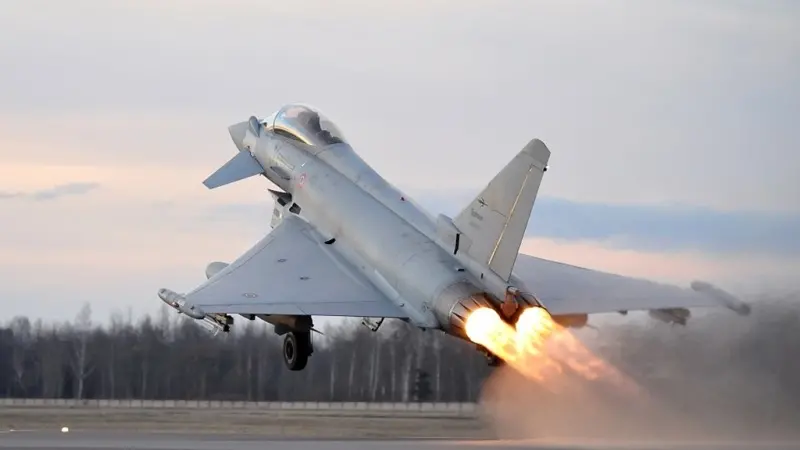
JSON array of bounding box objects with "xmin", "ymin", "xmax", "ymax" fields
[
  {"xmin": 465, "ymin": 306, "xmax": 634, "ymax": 392},
  {"xmin": 464, "ymin": 308, "xmax": 503, "ymax": 346},
  {"xmin": 465, "ymin": 308, "xmax": 520, "ymax": 364}
]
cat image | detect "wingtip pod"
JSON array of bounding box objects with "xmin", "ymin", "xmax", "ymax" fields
[
  {"xmin": 691, "ymin": 281, "xmax": 752, "ymax": 316},
  {"xmin": 158, "ymin": 288, "xmax": 225, "ymax": 335},
  {"xmin": 157, "ymin": 288, "xmax": 206, "ymax": 319}
]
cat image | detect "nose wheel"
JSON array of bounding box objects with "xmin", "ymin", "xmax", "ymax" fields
[{"xmin": 283, "ymin": 331, "xmax": 312, "ymax": 371}]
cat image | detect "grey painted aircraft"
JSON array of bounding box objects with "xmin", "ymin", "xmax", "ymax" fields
[{"xmin": 158, "ymin": 103, "xmax": 751, "ymax": 371}]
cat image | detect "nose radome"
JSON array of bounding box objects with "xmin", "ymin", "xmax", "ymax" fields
[{"xmin": 228, "ymin": 121, "xmax": 250, "ymax": 152}]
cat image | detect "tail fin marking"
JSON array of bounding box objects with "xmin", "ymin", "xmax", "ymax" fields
[{"xmin": 452, "ymin": 138, "xmax": 551, "ymax": 281}]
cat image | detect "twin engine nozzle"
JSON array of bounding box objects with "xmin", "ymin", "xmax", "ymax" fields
[{"xmin": 432, "ymin": 281, "xmax": 543, "ymax": 342}]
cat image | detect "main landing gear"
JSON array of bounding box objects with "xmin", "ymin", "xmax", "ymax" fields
[{"xmin": 282, "ymin": 330, "xmax": 313, "ymax": 371}]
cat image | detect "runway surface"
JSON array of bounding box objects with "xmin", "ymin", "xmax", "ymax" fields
[{"xmin": 1, "ymin": 431, "xmax": 798, "ymax": 450}]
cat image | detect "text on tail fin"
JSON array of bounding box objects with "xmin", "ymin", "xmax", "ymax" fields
[{"xmin": 453, "ymin": 139, "xmax": 550, "ymax": 281}]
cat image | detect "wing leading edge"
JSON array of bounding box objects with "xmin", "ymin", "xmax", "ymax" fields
[
  {"xmin": 183, "ymin": 214, "xmax": 408, "ymax": 318},
  {"xmin": 512, "ymin": 253, "xmax": 750, "ymax": 316}
]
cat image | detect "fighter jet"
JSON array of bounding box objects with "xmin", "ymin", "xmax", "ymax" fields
[{"xmin": 158, "ymin": 103, "xmax": 750, "ymax": 371}]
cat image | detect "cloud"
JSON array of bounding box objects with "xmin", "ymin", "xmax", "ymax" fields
[
  {"xmin": 394, "ymin": 189, "xmax": 800, "ymax": 257},
  {"xmin": 0, "ymin": 182, "xmax": 100, "ymax": 201},
  {"xmin": 526, "ymin": 198, "xmax": 799, "ymax": 256},
  {"xmin": 518, "ymin": 237, "xmax": 799, "ymax": 290},
  {"xmin": 189, "ymin": 193, "xmax": 799, "ymax": 260}
]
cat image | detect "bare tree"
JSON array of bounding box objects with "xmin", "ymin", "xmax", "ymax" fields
[
  {"xmin": 9, "ymin": 317, "xmax": 33, "ymax": 396},
  {"xmin": 68, "ymin": 303, "xmax": 95, "ymax": 400}
]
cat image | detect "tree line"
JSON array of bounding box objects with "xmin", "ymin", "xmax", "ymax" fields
[
  {"xmin": 1, "ymin": 292, "xmax": 799, "ymax": 427},
  {"xmin": 0, "ymin": 304, "xmax": 494, "ymax": 402}
]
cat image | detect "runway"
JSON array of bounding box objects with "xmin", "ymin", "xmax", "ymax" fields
[{"xmin": 1, "ymin": 431, "xmax": 798, "ymax": 450}]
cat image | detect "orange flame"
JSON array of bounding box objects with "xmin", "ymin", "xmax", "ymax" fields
[
  {"xmin": 465, "ymin": 306, "xmax": 636, "ymax": 393},
  {"xmin": 465, "ymin": 308, "xmax": 520, "ymax": 364}
]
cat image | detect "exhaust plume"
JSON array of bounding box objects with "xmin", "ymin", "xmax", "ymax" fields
[{"xmin": 477, "ymin": 291, "xmax": 800, "ymax": 442}]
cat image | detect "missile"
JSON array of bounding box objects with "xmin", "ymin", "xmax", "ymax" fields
[
  {"xmin": 158, "ymin": 288, "xmax": 205, "ymax": 319},
  {"xmin": 691, "ymin": 281, "xmax": 751, "ymax": 316},
  {"xmin": 195, "ymin": 317, "xmax": 224, "ymax": 336}
]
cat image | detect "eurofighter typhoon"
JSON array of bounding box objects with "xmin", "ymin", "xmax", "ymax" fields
[{"xmin": 158, "ymin": 104, "xmax": 750, "ymax": 371}]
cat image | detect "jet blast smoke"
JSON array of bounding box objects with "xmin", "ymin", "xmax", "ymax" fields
[{"xmin": 477, "ymin": 291, "xmax": 800, "ymax": 442}]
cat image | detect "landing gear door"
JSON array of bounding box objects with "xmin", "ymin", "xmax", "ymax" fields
[
  {"xmin": 271, "ymin": 203, "xmax": 286, "ymax": 229},
  {"xmin": 269, "ymin": 190, "xmax": 293, "ymax": 229}
]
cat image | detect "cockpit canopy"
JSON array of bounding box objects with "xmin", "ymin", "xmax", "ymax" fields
[{"xmin": 261, "ymin": 104, "xmax": 347, "ymax": 147}]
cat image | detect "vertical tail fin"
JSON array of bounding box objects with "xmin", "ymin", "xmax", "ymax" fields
[{"xmin": 453, "ymin": 139, "xmax": 550, "ymax": 282}]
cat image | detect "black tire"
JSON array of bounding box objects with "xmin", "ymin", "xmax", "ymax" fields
[{"xmin": 283, "ymin": 331, "xmax": 311, "ymax": 371}]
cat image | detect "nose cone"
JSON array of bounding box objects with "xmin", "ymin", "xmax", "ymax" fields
[{"xmin": 228, "ymin": 121, "xmax": 250, "ymax": 152}]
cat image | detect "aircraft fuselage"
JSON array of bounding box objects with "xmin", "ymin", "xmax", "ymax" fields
[{"xmin": 246, "ymin": 131, "xmax": 504, "ymax": 341}]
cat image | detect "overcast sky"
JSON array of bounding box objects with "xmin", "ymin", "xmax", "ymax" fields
[{"xmin": 1, "ymin": 0, "xmax": 798, "ymax": 323}]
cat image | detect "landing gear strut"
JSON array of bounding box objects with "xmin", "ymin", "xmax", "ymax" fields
[{"xmin": 282, "ymin": 331, "xmax": 312, "ymax": 371}]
